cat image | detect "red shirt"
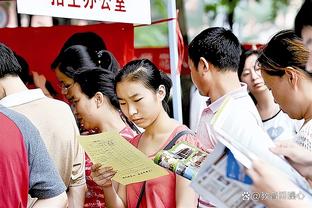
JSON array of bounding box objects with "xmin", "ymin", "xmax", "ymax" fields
[
  {"xmin": 126, "ymin": 125, "xmax": 202, "ymax": 208},
  {"xmin": 0, "ymin": 113, "xmax": 29, "ymax": 208}
]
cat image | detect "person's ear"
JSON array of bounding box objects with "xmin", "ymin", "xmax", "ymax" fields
[
  {"xmin": 157, "ymin": 85, "xmax": 166, "ymax": 101},
  {"xmin": 199, "ymin": 57, "xmax": 210, "ymax": 73},
  {"xmin": 285, "ymin": 67, "xmax": 299, "ymax": 89},
  {"xmin": 94, "ymin": 92, "xmax": 105, "ymax": 108}
]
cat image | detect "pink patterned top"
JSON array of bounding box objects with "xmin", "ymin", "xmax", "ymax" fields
[
  {"xmin": 126, "ymin": 125, "xmax": 203, "ymax": 208},
  {"xmin": 84, "ymin": 126, "xmax": 136, "ymax": 208}
]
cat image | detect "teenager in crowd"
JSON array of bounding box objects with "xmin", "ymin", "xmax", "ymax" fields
[
  {"xmin": 92, "ymin": 59, "xmax": 202, "ymax": 208},
  {"xmin": 67, "ymin": 67, "xmax": 139, "ymax": 207}
]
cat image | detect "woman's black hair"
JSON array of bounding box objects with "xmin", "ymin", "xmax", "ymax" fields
[
  {"xmin": 55, "ymin": 45, "xmax": 119, "ymax": 78},
  {"xmin": 258, "ymin": 30, "xmax": 310, "ymax": 77},
  {"xmin": 51, "ymin": 31, "xmax": 107, "ymax": 69},
  {"xmin": 115, "ymin": 59, "xmax": 172, "ymax": 113}
]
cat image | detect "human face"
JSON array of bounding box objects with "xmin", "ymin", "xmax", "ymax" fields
[
  {"xmin": 302, "ymin": 26, "xmax": 312, "ymax": 72},
  {"xmin": 302, "ymin": 26, "xmax": 312, "ymax": 52},
  {"xmin": 261, "ymin": 69, "xmax": 296, "ymax": 118},
  {"xmin": 188, "ymin": 57, "xmax": 208, "ymax": 96},
  {"xmin": 116, "ymin": 80, "xmax": 162, "ymax": 129},
  {"xmin": 240, "ymin": 54, "xmax": 267, "ymax": 94},
  {"xmin": 69, "ymin": 83, "xmax": 98, "ymax": 130},
  {"xmin": 55, "ymin": 68, "xmax": 74, "ymax": 97}
]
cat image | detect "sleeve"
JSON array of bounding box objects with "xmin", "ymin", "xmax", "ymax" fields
[
  {"xmin": 69, "ymin": 118, "xmax": 86, "ymax": 187},
  {"xmin": 22, "ymin": 118, "xmax": 66, "ymax": 199}
]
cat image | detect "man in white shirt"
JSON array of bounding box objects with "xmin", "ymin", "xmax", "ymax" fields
[{"xmin": 0, "ymin": 43, "xmax": 86, "ymax": 207}]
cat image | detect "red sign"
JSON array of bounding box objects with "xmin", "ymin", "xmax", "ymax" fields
[{"xmin": 0, "ymin": 23, "xmax": 134, "ymax": 94}]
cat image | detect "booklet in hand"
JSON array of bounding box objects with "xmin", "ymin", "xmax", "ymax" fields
[{"xmin": 154, "ymin": 141, "xmax": 208, "ymax": 180}]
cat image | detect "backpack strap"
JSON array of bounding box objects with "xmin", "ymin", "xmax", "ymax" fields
[{"xmin": 163, "ymin": 129, "xmax": 194, "ymax": 150}]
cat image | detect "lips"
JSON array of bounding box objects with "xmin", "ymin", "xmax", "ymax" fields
[{"xmin": 132, "ymin": 118, "xmax": 143, "ymax": 124}]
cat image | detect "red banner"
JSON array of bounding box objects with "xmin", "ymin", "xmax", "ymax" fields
[{"xmin": 0, "ymin": 23, "xmax": 134, "ymax": 92}]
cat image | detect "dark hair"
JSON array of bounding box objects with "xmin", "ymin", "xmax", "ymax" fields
[
  {"xmin": 188, "ymin": 27, "xmax": 241, "ymax": 72},
  {"xmin": 238, "ymin": 50, "xmax": 260, "ymax": 78},
  {"xmin": 51, "ymin": 32, "xmax": 107, "ymax": 69},
  {"xmin": 258, "ymin": 30, "xmax": 310, "ymax": 77},
  {"xmin": 74, "ymin": 66, "xmax": 141, "ymax": 134},
  {"xmin": 0, "ymin": 44, "xmax": 22, "ymax": 78},
  {"xmin": 115, "ymin": 59, "xmax": 172, "ymax": 113},
  {"xmin": 56, "ymin": 45, "xmax": 119, "ymax": 78},
  {"xmin": 14, "ymin": 53, "xmax": 32, "ymax": 84},
  {"xmin": 294, "ymin": 0, "xmax": 312, "ymax": 37},
  {"xmin": 74, "ymin": 67, "xmax": 119, "ymax": 109}
]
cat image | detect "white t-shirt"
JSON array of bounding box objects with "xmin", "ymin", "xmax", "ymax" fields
[{"xmin": 263, "ymin": 109, "xmax": 303, "ymax": 141}]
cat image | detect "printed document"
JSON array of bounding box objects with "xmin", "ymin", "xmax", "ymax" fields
[{"xmin": 78, "ymin": 131, "xmax": 168, "ymax": 185}]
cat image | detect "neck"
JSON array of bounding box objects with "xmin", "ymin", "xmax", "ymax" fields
[
  {"xmin": 302, "ymin": 82, "xmax": 312, "ymax": 123},
  {"xmin": 98, "ymin": 109, "xmax": 126, "ymax": 133},
  {"xmin": 0, "ymin": 76, "xmax": 28, "ymax": 99},
  {"xmin": 253, "ymin": 89, "xmax": 280, "ymax": 119},
  {"xmin": 143, "ymin": 109, "xmax": 178, "ymax": 139},
  {"xmin": 209, "ymin": 71, "xmax": 241, "ymax": 102}
]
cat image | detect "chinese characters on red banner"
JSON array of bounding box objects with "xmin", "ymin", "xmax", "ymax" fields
[{"xmin": 51, "ymin": 0, "xmax": 126, "ymax": 12}]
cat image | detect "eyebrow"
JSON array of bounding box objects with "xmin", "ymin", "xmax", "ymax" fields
[{"xmin": 117, "ymin": 93, "xmax": 140, "ymax": 100}]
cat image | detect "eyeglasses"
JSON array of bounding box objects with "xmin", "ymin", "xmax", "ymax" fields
[{"xmin": 58, "ymin": 82, "xmax": 74, "ymax": 94}]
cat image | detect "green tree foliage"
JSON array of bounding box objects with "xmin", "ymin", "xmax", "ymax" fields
[{"xmin": 205, "ymin": 0, "xmax": 289, "ymax": 29}]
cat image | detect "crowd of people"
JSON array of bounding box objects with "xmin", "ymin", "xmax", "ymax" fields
[{"xmin": 0, "ymin": 0, "xmax": 312, "ymax": 207}]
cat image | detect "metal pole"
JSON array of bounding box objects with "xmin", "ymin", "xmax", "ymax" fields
[{"xmin": 167, "ymin": 0, "xmax": 183, "ymax": 123}]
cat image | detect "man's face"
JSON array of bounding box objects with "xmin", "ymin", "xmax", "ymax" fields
[{"xmin": 188, "ymin": 57, "xmax": 208, "ymax": 96}]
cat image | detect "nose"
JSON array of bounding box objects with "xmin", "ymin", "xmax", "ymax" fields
[
  {"xmin": 128, "ymin": 103, "xmax": 138, "ymax": 117},
  {"xmin": 251, "ymin": 70, "xmax": 260, "ymax": 80}
]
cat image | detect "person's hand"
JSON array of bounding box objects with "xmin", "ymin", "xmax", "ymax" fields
[
  {"xmin": 32, "ymin": 71, "xmax": 53, "ymax": 98},
  {"xmin": 247, "ymin": 160, "xmax": 308, "ymax": 208},
  {"xmin": 247, "ymin": 160, "xmax": 297, "ymax": 194},
  {"xmin": 32, "ymin": 71, "xmax": 47, "ymax": 89},
  {"xmin": 270, "ymin": 140, "xmax": 312, "ymax": 181},
  {"xmin": 91, "ymin": 163, "xmax": 117, "ymax": 188}
]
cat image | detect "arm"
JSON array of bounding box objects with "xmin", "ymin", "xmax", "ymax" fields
[
  {"xmin": 68, "ymin": 121, "xmax": 87, "ymax": 207},
  {"xmin": 32, "ymin": 71, "xmax": 53, "ymax": 98},
  {"xmin": 32, "ymin": 192, "xmax": 67, "ymax": 208},
  {"xmin": 91, "ymin": 163, "xmax": 126, "ymax": 208},
  {"xmin": 67, "ymin": 184, "xmax": 87, "ymax": 208},
  {"xmin": 175, "ymin": 175, "xmax": 198, "ymax": 208}
]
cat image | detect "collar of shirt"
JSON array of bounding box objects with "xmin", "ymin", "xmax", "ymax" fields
[
  {"xmin": 205, "ymin": 83, "xmax": 249, "ymax": 114},
  {"xmin": 0, "ymin": 89, "xmax": 45, "ymax": 108}
]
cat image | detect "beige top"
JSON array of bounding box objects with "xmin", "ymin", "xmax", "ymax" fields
[{"xmin": 0, "ymin": 89, "xmax": 85, "ymax": 187}]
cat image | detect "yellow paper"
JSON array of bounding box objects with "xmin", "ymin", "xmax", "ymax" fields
[{"xmin": 78, "ymin": 131, "xmax": 168, "ymax": 185}]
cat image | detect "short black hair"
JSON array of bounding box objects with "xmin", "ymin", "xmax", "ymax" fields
[
  {"xmin": 74, "ymin": 67, "xmax": 119, "ymax": 109},
  {"xmin": 51, "ymin": 32, "xmax": 107, "ymax": 69},
  {"xmin": 294, "ymin": 0, "xmax": 312, "ymax": 37},
  {"xmin": 0, "ymin": 43, "xmax": 22, "ymax": 78},
  {"xmin": 188, "ymin": 27, "xmax": 241, "ymax": 72}
]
